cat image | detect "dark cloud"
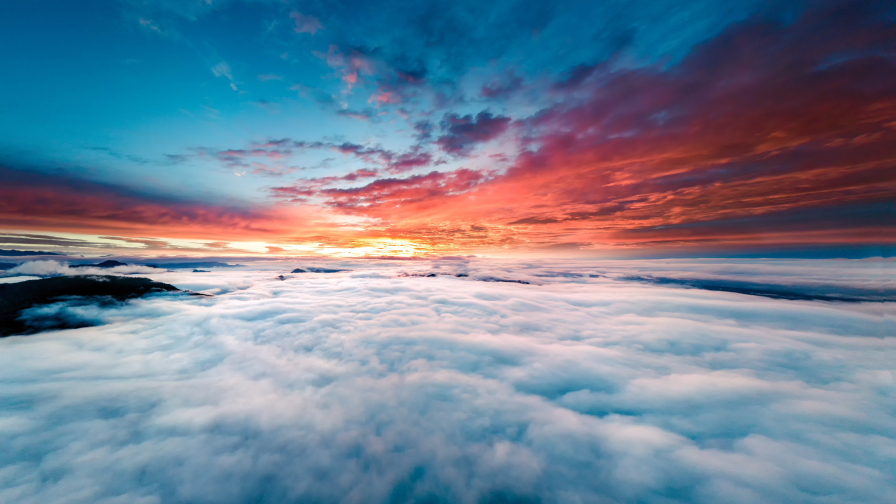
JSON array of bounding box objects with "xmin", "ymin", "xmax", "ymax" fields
[
  {"xmin": 164, "ymin": 153, "xmax": 189, "ymax": 164},
  {"xmin": 336, "ymin": 108, "xmax": 379, "ymax": 121},
  {"xmin": 272, "ymin": 168, "xmax": 484, "ymax": 207},
  {"xmin": 481, "ymin": 72, "xmax": 524, "ymax": 99},
  {"xmin": 251, "ymin": 99, "xmax": 278, "ymax": 112},
  {"xmin": 388, "ymin": 151, "xmax": 432, "ymax": 174},
  {"xmin": 99, "ymin": 236, "xmax": 172, "ymax": 248},
  {"xmin": 85, "ymin": 146, "xmax": 151, "ymax": 165},
  {"xmin": 250, "ymin": 138, "xmax": 436, "ymax": 176},
  {"xmin": 0, "ymin": 233, "xmax": 107, "ymax": 249},
  {"xmin": 436, "ymin": 111, "xmax": 512, "ymax": 155},
  {"xmin": 413, "ymin": 120, "xmax": 433, "ymax": 142},
  {"xmin": 270, "ymin": 168, "xmax": 382, "ymax": 202}
]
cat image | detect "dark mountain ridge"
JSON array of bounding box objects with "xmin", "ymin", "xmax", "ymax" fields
[
  {"xmin": 0, "ymin": 276, "xmax": 181, "ymax": 337},
  {"xmin": 291, "ymin": 267, "xmax": 347, "ymax": 273},
  {"xmin": 71, "ymin": 260, "xmax": 128, "ymax": 269},
  {"xmin": 0, "ymin": 249, "xmax": 61, "ymax": 256},
  {"xmin": 143, "ymin": 262, "xmax": 239, "ymax": 269}
]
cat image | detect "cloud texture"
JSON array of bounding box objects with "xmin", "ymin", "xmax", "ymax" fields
[{"xmin": 0, "ymin": 259, "xmax": 894, "ymax": 503}]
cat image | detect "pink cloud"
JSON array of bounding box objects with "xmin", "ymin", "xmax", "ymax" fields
[
  {"xmin": 369, "ymin": 90, "xmax": 401, "ymax": 105},
  {"xmin": 0, "ymin": 166, "xmax": 311, "ymax": 240}
]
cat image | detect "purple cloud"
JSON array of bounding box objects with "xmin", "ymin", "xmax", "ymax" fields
[
  {"xmin": 291, "ymin": 12, "xmax": 323, "ymax": 35},
  {"xmin": 481, "ymin": 72, "xmax": 523, "ymax": 99},
  {"xmin": 436, "ymin": 111, "xmax": 512, "ymax": 155}
]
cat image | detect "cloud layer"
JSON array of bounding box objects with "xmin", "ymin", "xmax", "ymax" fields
[{"xmin": 0, "ymin": 258, "xmax": 893, "ymax": 503}]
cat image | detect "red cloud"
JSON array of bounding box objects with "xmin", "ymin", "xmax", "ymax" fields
[
  {"xmin": 314, "ymin": 45, "xmax": 376, "ymax": 89},
  {"xmin": 299, "ymin": 2, "xmax": 896, "ymax": 251},
  {"xmin": 321, "ymin": 169, "xmax": 486, "ymax": 211},
  {"xmin": 388, "ymin": 152, "xmax": 432, "ymax": 174},
  {"xmin": 369, "ymin": 89, "xmax": 401, "ymax": 105},
  {"xmin": 0, "ymin": 166, "xmax": 314, "ymax": 240}
]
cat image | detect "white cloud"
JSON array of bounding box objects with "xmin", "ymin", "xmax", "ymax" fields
[
  {"xmin": 7, "ymin": 260, "xmax": 161, "ymax": 277},
  {"xmin": 0, "ymin": 276, "xmax": 40, "ymax": 284},
  {"xmin": 211, "ymin": 61, "xmax": 238, "ymax": 91},
  {"xmin": 211, "ymin": 62, "xmax": 231, "ymax": 79},
  {"xmin": 0, "ymin": 258, "xmax": 894, "ymax": 503},
  {"xmin": 138, "ymin": 17, "xmax": 162, "ymax": 33},
  {"xmin": 6, "ymin": 259, "xmax": 70, "ymax": 276}
]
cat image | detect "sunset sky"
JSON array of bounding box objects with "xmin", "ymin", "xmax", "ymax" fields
[
  {"xmin": 2, "ymin": 4, "xmax": 896, "ymax": 502},
  {"xmin": 1, "ymin": 0, "xmax": 894, "ymax": 257}
]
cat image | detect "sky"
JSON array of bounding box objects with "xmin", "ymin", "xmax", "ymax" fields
[{"xmin": 1, "ymin": 0, "xmax": 895, "ymax": 258}]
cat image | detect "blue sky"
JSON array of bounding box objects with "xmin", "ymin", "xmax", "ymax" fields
[{"xmin": 0, "ymin": 0, "xmax": 775, "ymax": 199}]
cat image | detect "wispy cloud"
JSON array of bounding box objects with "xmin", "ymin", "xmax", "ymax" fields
[
  {"xmin": 137, "ymin": 17, "xmax": 162, "ymax": 34},
  {"xmin": 212, "ymin": 61, "xmax": 238, "ymax": 91},
  {"xmin": 290, "ymin": 11, "xmax": 323, "ymax": 35},
  {"xmin": 0, "ymin": 166, "xmax": 311, "ymax": 240}
]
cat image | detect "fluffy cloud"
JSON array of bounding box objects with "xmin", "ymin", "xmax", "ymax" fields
[
  {"xmin": 7, "ymin": 260, "xmax": 161, "ymax": 277},
  {"xmin": 0, "ymin": 258, "xmax": 894, "ymax": 503},
  {"xmin": 436, "ymin": 111, "xmax": 512, "ymax": 155}
]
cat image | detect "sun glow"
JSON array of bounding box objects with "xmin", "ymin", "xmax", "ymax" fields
[{"xmin": 309, "ymin": 238, "xmax": 433, "ymax": 258}]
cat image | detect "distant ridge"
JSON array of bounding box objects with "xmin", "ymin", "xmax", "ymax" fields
[
  {"xmin": 291, "ymin": 267, "xmax": 347, "ymax": 273},
  {"xmin": 0, "ymin": 249, "xmax": 62, "ymax": 257},
  {"xmin": 619, "ymin": 275, "xmax": 896, "ymax": 302},
  {"xmin": 0, "ymin": 276, "xmax": 181, "ymax": 336},
  {"xmin": 71, "ymin": 260, "xmax": 128, "ymax": 269},
  {"xmin": 142, "ymin": 262, "xmax": 240, "ymax": 269}
]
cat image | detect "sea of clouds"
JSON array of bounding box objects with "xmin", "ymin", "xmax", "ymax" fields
[{"xmin": 0, "ymin": 258, "xmax": 894, "ymax": 503}]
